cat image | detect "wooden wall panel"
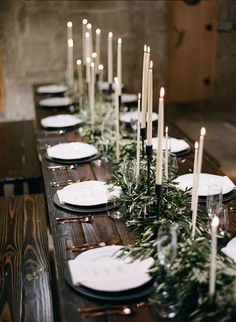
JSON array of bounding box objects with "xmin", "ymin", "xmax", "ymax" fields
[
  {"xmin": 167, "ymin": 0, "xmax": 217, "ymax": 102},
  {"xmin": 0, "ymin": 47, "xmax": 5, "ymax": 113}
]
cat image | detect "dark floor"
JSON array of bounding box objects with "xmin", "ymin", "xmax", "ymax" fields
[{"xmin": 166, "ymin": 102, "xmax": 236, "ymax": 183}]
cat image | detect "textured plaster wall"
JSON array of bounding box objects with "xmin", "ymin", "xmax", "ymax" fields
[{"xmin": 0, "ymin": 0, "xmax": 167, "ymax": 121}]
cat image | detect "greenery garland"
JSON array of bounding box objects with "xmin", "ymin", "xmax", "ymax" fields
[{"xmin": 79, "ymin": 106, "xmax": 236, "ymax": 321}]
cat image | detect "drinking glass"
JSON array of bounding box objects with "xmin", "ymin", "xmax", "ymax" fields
[
  {"xmin": 155, "ymin": 225, "xmax": 180, "ymax": 318},
  {"xmin": 163, "ymin": 150, "xmax": 178, "ymax": 180},
  {"xmin": 154, "ymin": 283, "xmax": 181, "ymax": 318},
  {"xmin": 122, "ymin": 158, "xmax": 137, "ymax": 194},
  {"xmin": 130, "ymin": 117, "xmax": 138, "ymax": 139},
  {"xmin": 101, "ymin": 120, "xmax": 115, "ymax": 163},
  {"xmin": 218, "ymin": 204, "xmax": 229, "ymax": 237},
  {"xmin": 157, "ymin": 225, "xmax": 177, "ymax": 271},
  {"xmin": 206, "ymin": 184, "xmax": 223, "ymax": 220}
]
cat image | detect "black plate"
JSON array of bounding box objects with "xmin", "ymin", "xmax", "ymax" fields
[
  {"xmin": 199, "ymin": 188, "xmax": 236, "ymax": 204},
  {"xmin": 41, "ymin": 123, "xmax": 82, "ymax": 132},
  {"xmin": 64, "ymin": 266, "xmax": 154, "ymax": 304},
  {"xmin": 45, "ymin": 153, "xmax": 100, "ymax": 165},
  {"xmin": 175, "ymin": 148, "xmax": 191, "ymax": 157},
  {"xmin": 53, "ymin": 193, "xmax": 120, "ymax": 213}
]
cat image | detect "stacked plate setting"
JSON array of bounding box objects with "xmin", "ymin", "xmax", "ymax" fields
[
  {"xmin": 41, "ymin": 114, "xmax": 82, "ymax": 130},
  {"xmin": 66, "ymin": 245, "xmax": 154, "ymax": 302},
  {"xmin": 46, "ymin": 142, "xmax": 99, "ymax": 164},
  {"xmin": 54, "ymin": 180, "xmax": 121, "ymax": 213}
]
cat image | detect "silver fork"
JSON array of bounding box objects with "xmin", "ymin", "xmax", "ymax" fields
[{"xmin": 50, "ymin": 179, "xmax": 78, "ymax": 187}]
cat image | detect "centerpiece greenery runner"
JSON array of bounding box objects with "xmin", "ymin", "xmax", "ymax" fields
[{"xmin": 80, "ymin": 104, "xmax": 236, "ymax": 322}]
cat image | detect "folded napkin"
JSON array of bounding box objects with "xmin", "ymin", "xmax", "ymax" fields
[
  {"xmin": 221, "ymin": 237, "xmax": 236, "ymax": 262},
  {"xmin": 174, "ymin": 173, "xmax": 235, "ymax": 196},
  {"xmin": 68, "ymin": 246, "xmax": 154, "ymax": 291}
]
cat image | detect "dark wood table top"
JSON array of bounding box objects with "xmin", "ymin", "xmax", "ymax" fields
[{"xmin": 33, "ymin": 87, "xmax": 236, "ymax": 321}]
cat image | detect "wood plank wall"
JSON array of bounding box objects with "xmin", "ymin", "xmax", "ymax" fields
[{"xmin": 0, "ymin": 47, "xmax": 5, "ymax": 113}]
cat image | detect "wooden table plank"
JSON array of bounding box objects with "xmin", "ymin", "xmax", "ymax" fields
[{"xmin": 0, "ymin": 194, "xmax": 54, "ymax": 322}]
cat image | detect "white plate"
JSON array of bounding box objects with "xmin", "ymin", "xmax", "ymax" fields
[
  {"xmin": 97, "ymin": 81, "xmax": 124, "ymax": 91},
  {"xmin": 150, "ymin": 137, "xmax": 190, "ymax": 153},
  {"xmin": 39, "ymin": 97, "xmax": 73, "ymax": 107},
  {"xmin": 41, "ymin": 114, "xmax": 82, "ymax": 129},
  {"xmin": 121, "ymin": 94, "xmax": 138, "ymax": 103},
  {"xmin": 47, "ymin": 142, "xmax": 98, "ymax": 160},
  {"xmin": 68, "ymin": 245, "xmax": 154, "ymax": 291},
  {"xmin": 37, "ymin": 84, "xmax": 68, "ymax": 94},
  {"xmin": 173, "ymin": 173, "xmax": 235, "ymax": 196},
  {"xmin": 57, "ymin": 180, "xmax": 121, "ymax": 206},
  {"xmin": 221, "ymin": 237, "xmax": 236, "ymax": 262},
  {"xmin": 120, "ymin": 111, "xmax": 158, "ymax": 123}
]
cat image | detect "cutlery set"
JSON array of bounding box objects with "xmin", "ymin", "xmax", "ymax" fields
[
  {"xmin": 78, "ymin": 302, "xmax": 147, "ymax": 317},
  {"xmin": 50, "ymin": 179, "xmax": 79, "ymax": 187},
  {"xmin": 47, "ymin": 164, "xmax": 77, "ymax": 171},
  {"xmin": 56, "ymin": 215, "xmax": 93, "ymax": 224}
]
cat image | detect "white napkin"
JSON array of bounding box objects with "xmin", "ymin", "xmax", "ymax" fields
[
  {"xmin": 174, "ymin": 173, "xmax": 235, "ymax": 196},
  {"xmin": 221, "ymin": 237, "xmax": 236, "ymax": 262},
  {"xmin": 68, "ymin": 248, "xmax": 154, "ymax": 291}
]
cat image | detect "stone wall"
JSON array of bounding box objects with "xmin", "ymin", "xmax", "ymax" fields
[
  {"xmin": 0, "ymin": 0, "xmax": 235, "ymax": 121},
  {"xmin": 0, "ymin": 0, "xmax": 167, "ymax": 121}
]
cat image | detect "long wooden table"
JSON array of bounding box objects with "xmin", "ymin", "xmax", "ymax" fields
[{"xmin": 34, "ymin": 91, "xmax": 236, "ymax": 322}]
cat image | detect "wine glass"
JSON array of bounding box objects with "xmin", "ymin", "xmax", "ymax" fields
[
  {"xmin": 206, "ymin": 184, "xmax": 223, "ymax": 220},
  {"xmin": 122, "ymin": 157, "xmax": 137, "ymax": 194},
  {"xmin": 155, "ymin": 225, "xmax": 180, "ymax": 318},
  {"xmin": 163, "ymin": 150, "xmax": 178, "ymax": 180},
  {"xmin": 130, "ymin": 117, "xmax": 138, "ymax": 139},
  {"xmin": 101, "ymin": 119, "xmax": 115, "ymax": 163},
  {"xmin": 157, "ymin": 225, "xmax": 177, "ymax": 271},
  {"xmin": 218, "ymin": 204, "xmax": 229, "ymax": 237}
]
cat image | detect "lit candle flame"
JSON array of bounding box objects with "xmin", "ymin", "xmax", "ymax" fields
[
  {"xmin": 160, "ymin": 87, "xmax": 165, "ymax": 98},
  {"xmin": 67, "ymin": 21, "xmax": 72, "ymax": 28},
  {"xmin": 118, "ymin": 38, "xmax": 122, "ymax": 45},
  {"xmin": 87, "ymin": 23, "xmax": 92, "ymax": 30},
  {"xmin": 85, "ymin": 32, "xmax": 89, "ymax": 39},
  {"xmin": 91, "ymin": 62, "xmax": 95, "ymax": 68},
  {"xmin": 68, "ymin": 39, "xmax": 73, "ymax": 47},
  {"xmin": 96, "ymin": 28, "xmax": 101, "ymax": 34},
  {"xmin": 98, "ymin": 64, "xmax": 104, "ymax": 71},
  {"xmin": 138, "ymin": 93, "xmax": 141, "ymax": 100},
  {"xmin": 108, "ymin": 32, "xmax": 113, "ymax": 38},
  {"xmin": 144, "ymin": 44, "xmax": 147, "ymax": 52},
  {"xmin": 76, "ymin": 59, "xmax": 81, "ymax": 65},
  {"xmin": 211, "ymin": 216, "xmax": 219, "ymax": 229},
  {"xmin": 165, "ymin": 126, "xmax": 168, "ymax": 134},
  {"xmin": 147, "ymin": 46, "xmax": 150, "ymax": 54},
  {"xmin": 201, "ymin": 127, "xmax": 206, "ymax": 136},
  {"xmin": 114, "ymin": 76, "xmax": 118, "ymax": 83},
  {"xmin": 86, "ymin": 57, "xmax": 91, "ymax": 63},
  {"xmin": 194, "ymin": 141, "xmax": 199, "ymax": 149},
  {"xmin": 92, "ymin": 52, "xmax": 97, "ymax": 58},
  {"xmin": 82, "ymin": 19, "xmax": 88, "ymax": 25},
  {"xmin": 150, "ymin": 60, "xmax": 153, "ymax": 69}
]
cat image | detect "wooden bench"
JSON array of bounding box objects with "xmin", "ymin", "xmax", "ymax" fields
[
  {"xmin": 0, "ymin": 194, "xmax": 54, "ymax": 322},
  {"xmin": 0, "ymin": 121, "xmax": 43, "ymax": 196}
]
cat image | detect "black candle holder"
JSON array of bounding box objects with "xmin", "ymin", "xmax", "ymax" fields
[
  {"xmin": 140, "ymin": 128, "xmax": 146, "ymax": 159},
  {"xmin": 118, "ymin": 95, "xmax": 122, "ymax": 108},
  {"xmin": 108, "ymin": 83, "xmax": 113, "ymax": 95},
  {"xmin": 146, "ymin": 144, "xmax": 153, "ymax": 194},
  {"xmin": 155, "ymin": 184, "xmax": 162, "ymax": 218}
]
